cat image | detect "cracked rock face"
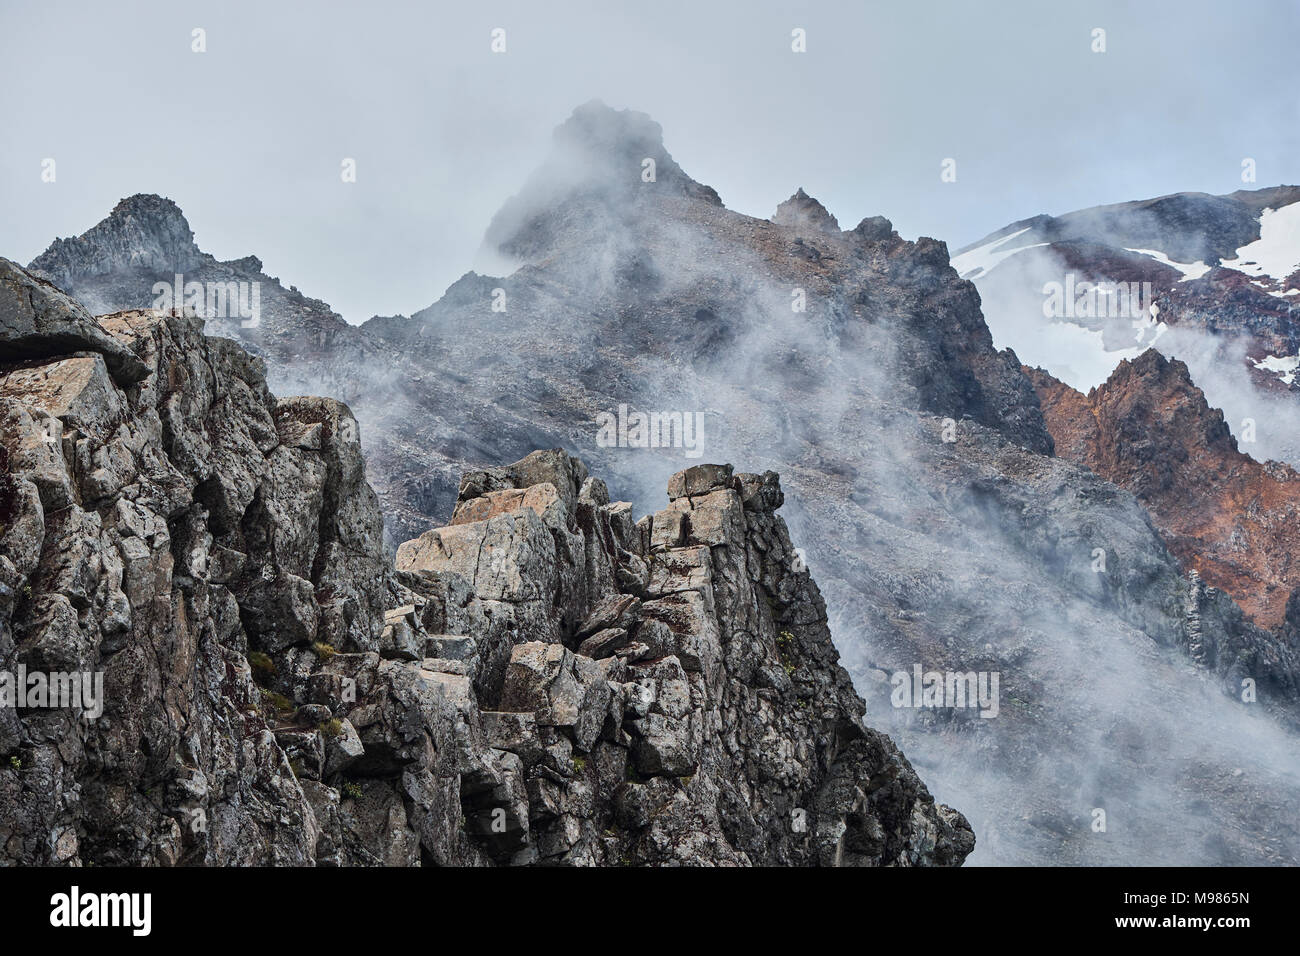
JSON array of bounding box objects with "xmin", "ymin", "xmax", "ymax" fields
[
  {"xmin": 390, "ymin": 454, "xmax": 973, "ymax": 865},
  {"xmin": 0, "ymin": 258, "xmax": 970, "ymax": 866}
]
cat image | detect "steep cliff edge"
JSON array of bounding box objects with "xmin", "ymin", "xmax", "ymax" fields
[{"xmin": 0, "ymin": 257, "xmax": 971, "ymax": 866}]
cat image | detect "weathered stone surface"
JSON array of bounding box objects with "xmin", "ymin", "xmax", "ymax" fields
[
  {"xmin": 0, "ymin": 257, "xmax": 147, "ymax": 384},
  {"xmin": 576, "ymin": 593, "xmax": 640, "ymax": 638},
  {"xmin": 0, "ymin": 249, "xmax": 970, "ymax": 867},
  {"xmin": 386, "ymin": 454, "xmax": 973, "ymax": 865},
  {"xmin": 323, "ymin": 718, "xmax": 365, "ymax": 776},
  {"xmin": 666, "ymin": 463, "xmax": 735, "ymax": 501},
  {"xmin": 576, "ymin": 627, "xmax": 629, "ymax": 659}
]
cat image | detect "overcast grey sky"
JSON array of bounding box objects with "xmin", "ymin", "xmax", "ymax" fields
[{"xmin": 2, "ymin": 0, "xmax": 1297, "ymax": 322}]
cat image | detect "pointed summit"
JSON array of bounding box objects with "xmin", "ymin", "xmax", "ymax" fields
[
  {"xmin": 30, "ymin": 193, "xmax": 202, "ymax": 287},
  {"xmin": 483, "ymin": 101, "xmax": 720, "ymax": 260},
  {"xmin": 526, "ymin": 99, "xmax": 708, "ymax": 196},
  {"xmin": 771, "ymin": 187, "xmax": 841, "ymax": 235},
  {"xmin": 554, "ymin": 99, "xmax": 672, "ymax": 167}
]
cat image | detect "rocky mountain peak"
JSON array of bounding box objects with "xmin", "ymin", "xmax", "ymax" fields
[
  {"xmin": 852, "ymin": 214, "xmax": 897, "ymax": 243},
  {"xmin": 771, "ymin": 187, "xmax": 841, "ymax": 235},
  {"xmin": 110, "ymin": 191, "xmax": 189, "ymax": 224},
  {"xmin": 483, "ymin": 102, "xmax": 721, "ymax": 260},
  {"xmin": 30, "ymin": 193, "xmax": 202, "ymax": 287},
  {"xmin": 1094, "ymin": 348, "xmax": 1241, "ymax": 462},
  {"xmin": 553, "ymin": 99, "xmax": 675, "ymax": 171}
]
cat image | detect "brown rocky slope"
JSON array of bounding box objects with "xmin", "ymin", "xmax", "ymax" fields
[{"xmin": 1028, "ymin": 349, "xmax": 1300, "ymax": 630}]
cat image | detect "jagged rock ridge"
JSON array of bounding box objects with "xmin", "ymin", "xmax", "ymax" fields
[
  {"xmin": 1029, "ymin": 351, "xmax": 1300, "ymax": 635},
  {"xmin": 0, "ymin": 257, "xmax": 970, "ymax": 865}
]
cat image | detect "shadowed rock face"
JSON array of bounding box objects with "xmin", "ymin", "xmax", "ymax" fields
[
  {"xmin": 0, "ymin": 257, "xmax": 147, "ymax": 383},
  {"xmin": 0, "ymin": 258, "xmax": 971, "ymax": 865},
  {"xmin": 1028, "ymin": 351, "xmax": 1300, "ymax": 632},
  {"xmin": 22, "ymin": 102, "xmax": 1300, "ymax": 865}
]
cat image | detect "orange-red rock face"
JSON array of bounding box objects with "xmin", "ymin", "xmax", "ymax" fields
[{"xmin": 1028, "ymin": 351, "xmax": 1300, "ymax": 630}]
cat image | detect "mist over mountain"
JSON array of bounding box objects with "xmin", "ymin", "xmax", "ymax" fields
[
  {"xmin": 5, "ymin": 253, "xmax": 977, "ymax": 865},
  {"xmin": 19, "ymin": 101, "xmax": 1300, "ymax": 865},
  {"xmin": 953, "ymin": 187, "xmax": 1300, "ymax": 467}
]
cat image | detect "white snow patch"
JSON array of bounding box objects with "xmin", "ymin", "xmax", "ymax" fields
[
  {"xmin": 981, "ymin": 304, "xmax": 1150, "ymax": 391},
  {"xmin": 1220, "ymin": 204, "xmax": 1300, "ymax": 283},
  {"xmin": 1253, "ymin": 352, "xmax": 1300, "ymax": 386},
  {"xmin": 1124, "ymin": 248, "xmax": 1211, "ymax": 281},
  {"xmin": 1132, "ymin": 303, "xmax": 1169, "ymax": 346},
  {"xmin": 950, "ymin": 228, "xmax": 1047, "ymax": 279}
]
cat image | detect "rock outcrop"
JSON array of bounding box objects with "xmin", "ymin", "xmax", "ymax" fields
[
  {"xmin": 1029, "ymin": 352, "xmax": 1300, "ymax": 631},
  {"xmin": 0, "ymin": 258, "xmax": 970, "ymax": 866},
  {"xmin": 388, "ymin": 456, "xmax": 972, "ymax": 865}
]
